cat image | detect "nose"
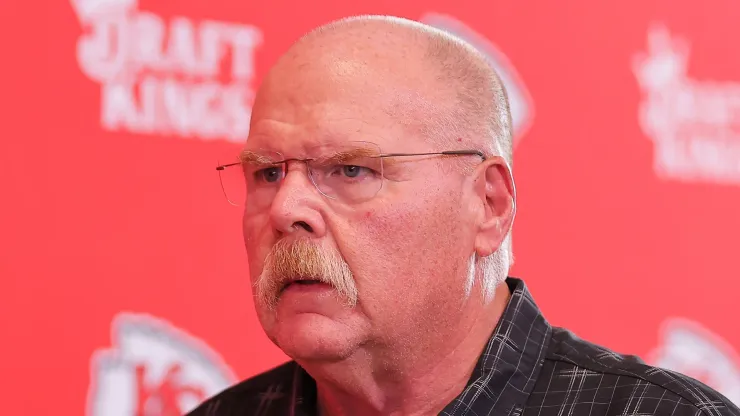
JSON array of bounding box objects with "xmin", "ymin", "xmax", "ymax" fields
[{"xmin": 268, "ymin": 164, "xmax": 327, "ymax": 238}]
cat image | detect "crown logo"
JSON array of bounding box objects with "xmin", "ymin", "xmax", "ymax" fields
[
  {"xmin": 632, "ymin": 23, "xmax": 690, "ymax": 92},
  {"xmin": 70, "ymin": 0, "xmax": 137, "ymax": 23}
]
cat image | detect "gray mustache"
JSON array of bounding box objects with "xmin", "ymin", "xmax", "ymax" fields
[{"xmin": 255, "ymin": 238, "xmax": 358, "ymax": 310}]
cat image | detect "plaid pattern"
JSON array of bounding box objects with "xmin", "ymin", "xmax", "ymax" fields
[{"xmin": 187, "ymin": 278, "xmax": 740, "ymax": 416}]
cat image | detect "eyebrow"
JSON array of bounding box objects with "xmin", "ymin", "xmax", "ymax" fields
[
  {"xmin": 238, "ymin": 147, "xmax": 382, "ymax": 167},
  {"xmin": 239, "ymin": 150, "xmax": 279, "ymax": 165},
  {"xmin": 316, "ymin": 148, "xmax": 380, "ymax": 164}
]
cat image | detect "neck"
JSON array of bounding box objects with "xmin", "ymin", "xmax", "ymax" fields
[{"xmin": 303, "ymin": 283, "xmax": 511, "ymax": 416}]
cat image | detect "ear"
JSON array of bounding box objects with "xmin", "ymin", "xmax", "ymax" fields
[{"xmin": 472, "ymin": 156, "xmax": 516, "ymax": 258}]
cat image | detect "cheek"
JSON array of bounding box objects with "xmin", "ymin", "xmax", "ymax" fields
[
  {"xmin": 373, "ymin": 195, "xmax": 465, "ymax": 255},
  {"xmin": 243, "ymin": 212, "xmax": 272, "ymax": 281},
  {"xmin": 347, "ymin": 190, "xmax": 471, "ymax": 303}
]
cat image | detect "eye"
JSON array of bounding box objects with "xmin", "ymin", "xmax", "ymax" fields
[
  {"xmin": 315, "ymin": 162, "xmax": 378, "ymax": 182},
  {"xmin": 342, "ymin": 165, "xmax": 364, "ymax": 178},
  {"xmin": 255, "ymin": 166, "xmax": 283, "ymax": 183}
]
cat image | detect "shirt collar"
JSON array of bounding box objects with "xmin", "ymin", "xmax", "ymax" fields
[{"xmin": 441, "ymin": 277, "xmax": 553, "ymax": 415}]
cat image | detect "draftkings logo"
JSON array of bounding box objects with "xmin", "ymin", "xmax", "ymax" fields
[
  {"xmin": 86, "ymin": 312, "xmax": 237, "ymax": 416},
  {"xmin": 70, "ymin": 0, "xmax": 263, "ymax": 142},
  {"xmin": 420, "ymin": 12, "xmax": 535, "ymax": 146},
  {"xmin": 633, "ymin": 23, "xmax": 740, "ymax": 184},
  {"xmin": 648, "ymin": 317, "xmax": 740, "ymax": 404}
]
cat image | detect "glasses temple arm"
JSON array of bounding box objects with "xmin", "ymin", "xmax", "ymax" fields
[
  {"xmin": 216, "ymin": 162, "xmax": 242, "ymax": 171},
  {"xmin": 378, "ymin": 150, "xmax": 486, "ymax": 159}
]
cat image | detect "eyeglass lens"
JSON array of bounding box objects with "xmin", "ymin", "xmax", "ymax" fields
[{"xmin": 218, "ymin": 141, "xmax": 385, "ymax": 209}]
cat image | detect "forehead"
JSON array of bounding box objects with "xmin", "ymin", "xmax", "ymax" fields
[
  {"xmin": 246, "ymin": 117, "xmax": 391, "ymax": 156},
  {"xmin": 246, "ymin": 56, "xmax": 448, "ymax": 155}
]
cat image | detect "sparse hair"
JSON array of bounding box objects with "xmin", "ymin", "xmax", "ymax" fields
[{"xmin": 420, "ymin": 28, "xmax": 515, "ymax": 300}]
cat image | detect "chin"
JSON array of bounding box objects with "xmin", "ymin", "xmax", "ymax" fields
[{"xmin": 270, "ymin": 313, "xmax": 360, "ymax": 363}]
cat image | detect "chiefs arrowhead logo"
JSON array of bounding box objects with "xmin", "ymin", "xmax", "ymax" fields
[
  {"xmin": 420, "ymin": 12, "xmax": 535, "ymax": 147},
  {"xmin": 86, "ymin": 312, "xmax": 237, "ymax": 416},
  {"xmin": 648, "ymin": 317, "xmax": 740, "ymax": 405}
]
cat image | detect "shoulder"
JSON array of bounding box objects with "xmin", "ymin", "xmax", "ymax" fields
[
  {"xmin": 186, "ymin": 361, "xmax": 300, "ymax": 416},
  {"xmin": 529, "ymin": 327, "xmax": 740, "ymax": 416}
]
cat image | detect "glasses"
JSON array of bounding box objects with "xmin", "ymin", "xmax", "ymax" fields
[{"xmin": 216, "ymin": 141, "xmax": 485, "ymax": 209}]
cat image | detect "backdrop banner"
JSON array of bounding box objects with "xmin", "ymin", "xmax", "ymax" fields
[{"xmin": 2, "ymin": 0, "xmax": 739, "ymax": 414}]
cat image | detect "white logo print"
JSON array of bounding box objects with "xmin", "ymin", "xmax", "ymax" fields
[
  {"xmin": 648, "ymin": 317, "xmax": 740, "ymax": 404},
  {"xmin": 71, "ymin": 0, "xmax": 263, "ymax": 142},
  {"xmin": 86, "ymin": 312, "xmax": 237, "ymax": 416},
  {"xmin": 633, "ymin": 23, "xmax": 740, "ymax": 184},
  {"xmin": 419, "ymin": 12, "xmax": 535, "ymax": 145}
]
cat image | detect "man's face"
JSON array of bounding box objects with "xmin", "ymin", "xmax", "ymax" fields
[{"xmin": 242, "ymin": 56, "xmax": 481, "ymax": 362}]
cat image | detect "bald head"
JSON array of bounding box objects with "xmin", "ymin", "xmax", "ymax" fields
[{"xmin": 257, "ymin": 15, "xmax": 513, "ymax": 166}]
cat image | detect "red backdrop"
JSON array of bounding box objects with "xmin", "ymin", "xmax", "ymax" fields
[{"xmin": 2, "ymin": 0, "xmax": 739, "ymax": 414}]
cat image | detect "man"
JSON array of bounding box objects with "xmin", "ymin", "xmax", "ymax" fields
[{"xmin": 190, "ymin": 15, "xmax": 739, "ymax": 416}]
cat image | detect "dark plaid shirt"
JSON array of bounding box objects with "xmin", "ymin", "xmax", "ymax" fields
[{"xmin": 188, "ymin": 278, "xmax": 740, "ymax": 416}]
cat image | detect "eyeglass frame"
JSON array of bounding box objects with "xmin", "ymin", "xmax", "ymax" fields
[
  {"xmin": 215, "ymin": 148, "xmax": 488, "ymax": 206},
  {"xmin": 216, "ymin": 149, "xmax": 487, "ymax": 171}
]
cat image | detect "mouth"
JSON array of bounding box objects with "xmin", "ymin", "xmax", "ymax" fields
[{"xmin": 280, "ymin": 278, "xmax": 325, "ymax": 293}]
